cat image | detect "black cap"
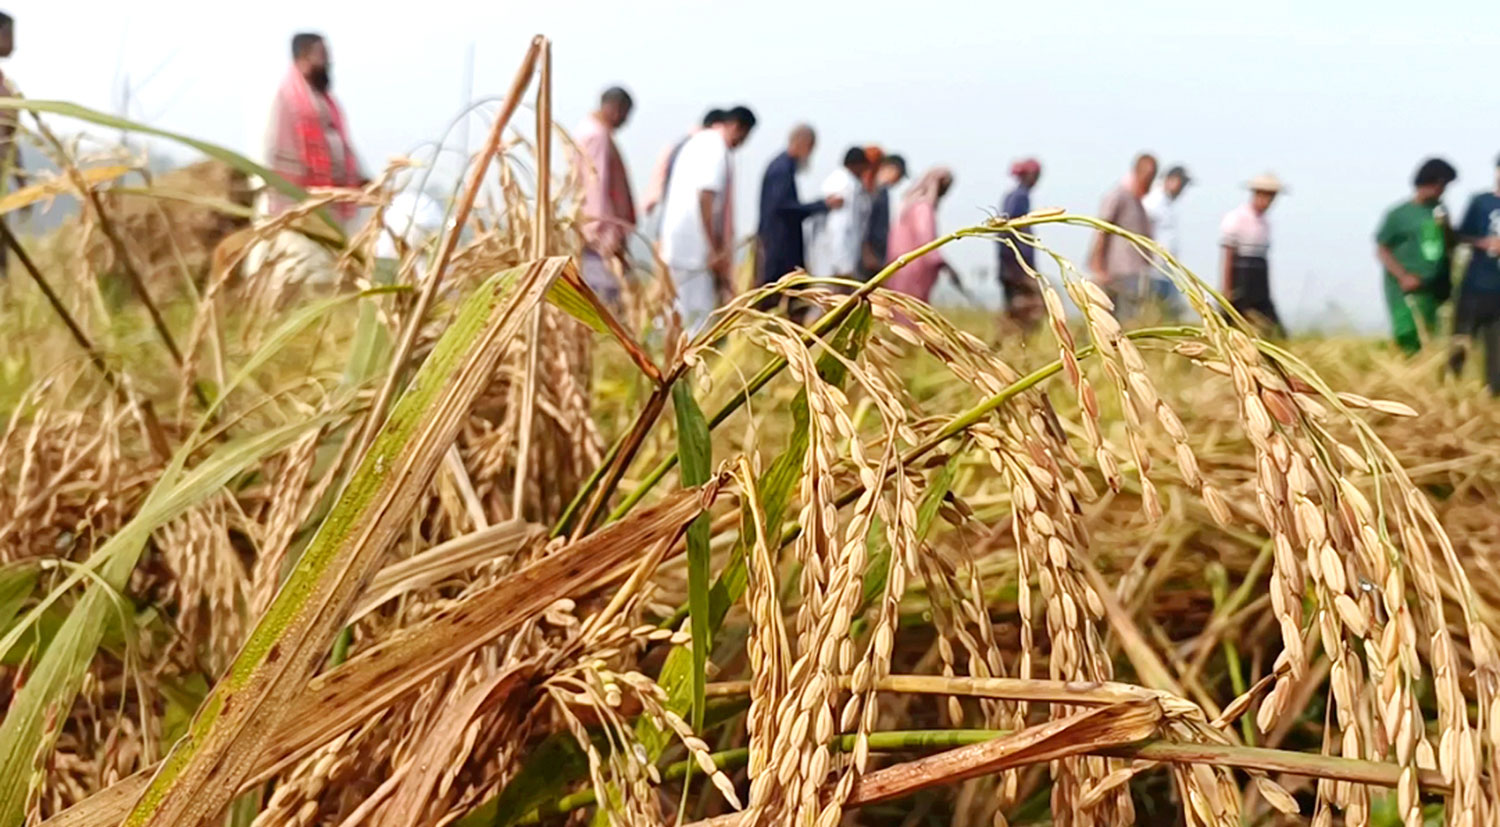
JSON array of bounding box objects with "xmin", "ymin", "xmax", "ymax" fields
[
  {"xmin": 1414, "ymin": 157, "xmax": 1457, "ymax": 186},
  {"xmin": 1166, "ymin": 165, "xmax": 1192, "ymax": 183}
]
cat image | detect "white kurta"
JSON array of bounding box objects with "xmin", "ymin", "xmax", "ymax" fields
[
  {"xmin": 805, "ymin": 167, "xmax": 871, "ymax": 277},
  {"xmin": 1142, "ymin": 185, "xmax": 1180, "ymax": 259}
]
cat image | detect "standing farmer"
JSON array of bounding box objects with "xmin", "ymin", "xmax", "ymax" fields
[
  {"xmin": 1377, "ymin": 158, "xmax": 1457, "ymax": 354},
  {"xmin": 998, "ymin": 157, "xmax": 1043, "ymax": 328},
  {"xmin": 1219, "ymin": 173, "xmax": 1284, "ymax": 333},
  {"xmin": 266, "ymin": 32, "xmax": 365, "ymax": 223},
  {"xmin": 0, "ymin": 11, "xmax": 21, "ymax": 280},
  {"xmin": 575, "ymin": 86, "xmax": 637, "ymax": 308},
  {"xmin": 756, "ymin": 124, "xmax": 843, "ymax": 287},
  {"xmin": 806, "ymin": 147, "xmax": 874, "ymax": 281},
  {"xmin": 885, "ymin": 167, "xmax": 957, "ymax": 302},
  {"xmin": 658, "ymin": 106, "xmax": 756, "ymax": 332},
  {"xmin": 1452, "ymin": 154, "xmax": 1500, "ymax": 392},
  {"xmin": 1089, "ymin": 153, "xmax": 1158, "ymax": 318},
  {"xmin": 1142, "ymin": 164, "xmax": 1191, "ymax": 316},
  {"xmin": 863, "ymin": 154, "xmax": 906, "ymax": 279}
]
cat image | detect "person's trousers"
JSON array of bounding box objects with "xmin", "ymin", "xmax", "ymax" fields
[
  {"xmin": 1459, "ymin": 319, "xmax": 1500, "ymax": 394},
  {"xmin": 581, "ymin": 250, "xmax": 623, "ymax": 311},
  {"xmin": 1452, "ymin": 293, "xmax": 1500, "ymax": 394},
  {"xmin": 1385, "ymin": 281, "xmax": 1441, "ymax": 355}
]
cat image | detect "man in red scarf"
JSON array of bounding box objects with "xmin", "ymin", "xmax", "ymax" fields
[{"xmin": 265, "ymin": 32, "xmax": 364, "ymax": 223}]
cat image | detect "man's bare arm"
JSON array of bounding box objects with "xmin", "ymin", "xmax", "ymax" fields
[
  {"xmin": 1220, "ymin": 246, "xmax": 1236, "ymax": 297},
  {"xmin": 1377, "ymin": 244, "xmax": 1422, "ymax": 293}
]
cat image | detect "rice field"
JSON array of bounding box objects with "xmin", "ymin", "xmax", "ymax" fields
[{"xmin": 3, "ymin": 38, "xmax": 1500, "ymax": 827}]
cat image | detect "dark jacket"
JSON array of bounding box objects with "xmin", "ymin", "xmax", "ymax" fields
[
  {"xmin": 863, "ymin": 185, "xmax": 892, "ymax": 278},
  {"xmin": 757, "ymin": 151, "xmax": 830, "ymax": 285},
  {"xmin": 998, "ymin": 185, "xmax": 1036, "ymax": 283}
]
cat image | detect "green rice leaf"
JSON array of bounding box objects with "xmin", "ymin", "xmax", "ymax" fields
[
  {"xmin": 0, "ymin": 565, "xmax": 37, "ymax": 637},
  {"xmin": 643, "ymin": 304, "xmax": 872, "ymax": 757},
  {"xmin": 672, "ymin": 380, "xmax": 712, "ymax": 731},
  {"xmin": 546, "ymin": 278, "xmax": 609, "ymax": 335}
]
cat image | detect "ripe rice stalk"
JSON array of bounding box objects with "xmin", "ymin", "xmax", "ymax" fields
[
  {"xmin": 374, "ymin": 663, "xmax": 533, "ymax": 827},
  {"xmin": 39, "ymin": 480, "xmax": 720, "ymax": 827},
  {"xmin": 0, "ymin": 415, "xmax": 329, "ymax": 827},
  {"xmin": 671, "ymin": 380, "xmax": 713, "ymax": 732},
  {"xmin": 634, "ymin": 306, "xmax": 872, "ymax": 768},
  {"xmin": 119, "ymin": 257, "xmax": 569, "ymax": 827}
]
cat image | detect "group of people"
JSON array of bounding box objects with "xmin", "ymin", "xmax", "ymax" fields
[
  {"xmin": 996, "ymin": 152, "xmax": 1289, "ymax": 332},
  {"xmin": 5, "ymin": 21, "xmax": 1495, "ymax": 393},
  {"xmin": 757, "ymin": 127, "xmax": 959, "ymax": 312},
  {"xmin": 1376, "ymin": 156, "xmax": 1500, "ymax": 394},
  {"xmin": 252, "ymin": 40, "xmax": 1500, "ymax": 398},
  {"xmin": 571, "ymin": 85, "xmax": 962, "ymax": 332}
]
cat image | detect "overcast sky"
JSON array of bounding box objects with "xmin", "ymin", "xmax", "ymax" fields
[{"xmin": 10, "ymin": 0, "xmax": 1500, "ymax": 331}]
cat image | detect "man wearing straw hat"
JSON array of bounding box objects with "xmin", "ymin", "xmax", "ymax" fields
[
  {"xmin": 1376, "ymin": 158, "xmax": 1457, "ymax": 355},
  {"xmin": 1218, "ymin": 172, "xmax": 1284, "ymax": 334}
]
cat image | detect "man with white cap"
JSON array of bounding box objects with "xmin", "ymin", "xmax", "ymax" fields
[{"xmin": 1219, "ymin": 173, "xmax": 1284, "ymax": 333}]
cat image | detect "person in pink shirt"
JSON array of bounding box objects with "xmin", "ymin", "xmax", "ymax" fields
[
  {"xmin": 885, "ymin": 167, "xmax": 957, "ymax": 302},
  {"xmin": 574, "ymin": 86, "xmax": 637, "ymax": 307}
]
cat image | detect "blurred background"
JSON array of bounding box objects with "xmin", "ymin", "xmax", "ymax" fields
[{"xmin": 12, "ymin": 0, "xmax": 1500, "ymax": 331}]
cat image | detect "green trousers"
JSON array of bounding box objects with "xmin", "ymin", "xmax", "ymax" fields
[{"xmin": 1384, "ymin": 278, "xmax": 1441, "ymax": 355}]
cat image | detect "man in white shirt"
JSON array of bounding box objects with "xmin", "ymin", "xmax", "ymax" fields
[
  {"xmin": 1140, "ymin": 164, "xmax": 1190, "ymax": 315},
  {"xmin": 658, "ymin": 105, "xmax": 757, "ymax": 333},
  {"xmin": 806, "ymin": 147, "xmax": 874, "ymax": 280}
]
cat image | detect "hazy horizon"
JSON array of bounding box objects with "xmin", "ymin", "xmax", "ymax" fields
[{"xmin": 12, "ymin": 0, "xmax": 1500, "ymax": 332}]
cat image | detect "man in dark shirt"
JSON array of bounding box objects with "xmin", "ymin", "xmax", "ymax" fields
[
  {"xmin": 999, "ymin": 158, "xmax": 1043, "ymax": 328},
  {"xmin": 756, "ymin": 124, "xmax": 842, "ymax": 287},
  {"xmin": 861, "ymin": 154, "xmax": 905, "ymax": 279},
  {"xmin": 1453, "ymin": 154, "xmax": 1500, "ymax": 393}
]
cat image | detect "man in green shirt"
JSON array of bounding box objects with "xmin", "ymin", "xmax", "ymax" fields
[{"xmin": 1377, "ymin": 158, "xmax": 1457, "ymax": 354}]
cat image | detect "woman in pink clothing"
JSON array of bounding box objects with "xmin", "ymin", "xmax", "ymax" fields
[{"xmin": 884, "ymin": 167, "xmax": 956, "ymax": 301}]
